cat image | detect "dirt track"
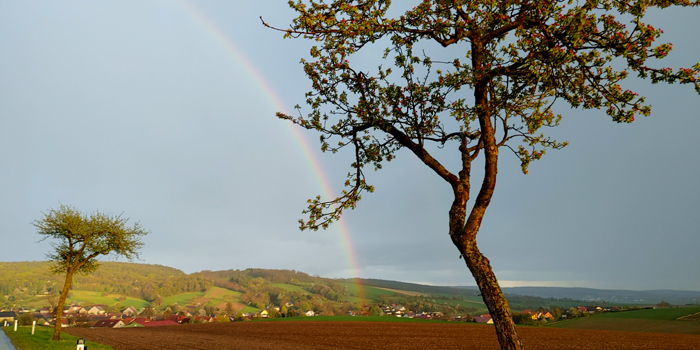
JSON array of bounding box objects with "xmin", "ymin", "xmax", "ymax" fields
[{"xmin": 66, "ymin": 321, "xmax": 700, "ymax": 350}]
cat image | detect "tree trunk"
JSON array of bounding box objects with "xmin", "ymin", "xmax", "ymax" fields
[
  {"xmin": 462, "ymin": 242, "xmax": 524, "ymax": 350},
  {"xmin": 53, "ymin": 269, "xmax": 74, "ymax": 341}
]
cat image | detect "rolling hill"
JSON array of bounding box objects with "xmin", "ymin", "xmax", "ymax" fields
[{"xmin": 2, "ymin": 261, "xmax": 697, "ymax": 317}]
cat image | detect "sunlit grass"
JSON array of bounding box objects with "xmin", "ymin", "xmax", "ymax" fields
[
  {"xmin": 67, "ymin": 290, "xmax": 149, "ymax": 309},
  {"xmin": 270, "ymin": 283, "xmax": 309, "ymax": 294},
  {"xmin": 162, "ymin": 291, "xmax": 205, "ymax": 306},
  {"xmin": 2, "ymin": 325, "xmax": 114, "ymax": 350}
]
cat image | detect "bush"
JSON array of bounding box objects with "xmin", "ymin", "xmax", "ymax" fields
[
  {"xmin": 17, "ymin": 313, "xmax": 35, "ymax": 326},
  {"xmin": 511, "ymin": 313, "xmax": 536, "ymax": 325}
]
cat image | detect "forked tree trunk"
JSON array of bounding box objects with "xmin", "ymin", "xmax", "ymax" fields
[
  {"xmin": 53, "ymin": 269, "xmax": 74, "ymax": 340},
  {"xmin": 462, "ymin": 242, "xmax": 524, "ymax": 350}
]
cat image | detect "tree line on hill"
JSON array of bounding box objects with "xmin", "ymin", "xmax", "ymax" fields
[
  {"xmin": 3, "ymin": 261, "xmax": 625, "ymax": 319},
  {"xmin": 0, "ymin": 261, "xmax": 211, "ymax": 309}
]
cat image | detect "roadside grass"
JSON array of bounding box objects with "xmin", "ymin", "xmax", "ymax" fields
[
  {"xmin": 2, "ymin": 326, "xmax": 114, "ymax": 350},
  {"xmin": 548, "ymin": 307, "xmax": 700, "ymax": 334}
]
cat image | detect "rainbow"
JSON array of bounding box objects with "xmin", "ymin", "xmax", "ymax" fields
[{"xmin": 178, "ymin": 1, "xmax": 367, "ymax": 307}]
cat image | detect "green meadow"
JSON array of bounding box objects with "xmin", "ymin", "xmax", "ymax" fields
[
  {"xmin": 337, "ymin": 282, "xmax": 403, "ymax": 303},
  {"xmin": 162, "ymin": 291, "xmax": 206, "ymax": 307},
  {"xmin": 435, "ymin": 298, "xmax": 489, "ymax": 314},
  {"xmin": 593, "ymin": 306, "xmax": 700, "ymax": 320},
  {"xmin": 240, "ymin": 305, "xmax": 262, "ymax": 313},
  {"xmin": 67, "ymin": 290, "xmax": 149, "ymax": 309},
  {"xmin": 549, "ymin": 306, "xmax": 700, "ymax": 334},
  {"xmin": 2, "ymin": 326, "xmax": 114, "ymax": 350},
  {"xmin": 202, "ymin": 286, "xmax": 243, "ymax": 307},
  {"xmin": 270, "ymin": 283, "xmax": 310, "ymax": 294}
]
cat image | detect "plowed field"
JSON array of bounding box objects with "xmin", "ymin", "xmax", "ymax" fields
[{"xmin": 66, "ymin": 321, "xmax": 700, "ymax": 350}]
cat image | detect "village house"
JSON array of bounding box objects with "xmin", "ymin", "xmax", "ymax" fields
[
  {"xmin": 124, "ymin": 318, "xmax": 179, "ymax": 327},
  {"xmin": 87, "ymin": 305, "xmax": 106, "ymax": 315},
  {"xmin": 121, "ymin": 306, "xmax": 138, "ymax": 317},
  {"xmin": 473, "ymin": 314, "xmax": 493, "ymax": 324},
  {"xmin": 0, "ymin": 311, "xmax": 16, "ymax": 323},
  {"xmin": 93, "ymin": 319, "xmax": 125, "ymax": 328}
]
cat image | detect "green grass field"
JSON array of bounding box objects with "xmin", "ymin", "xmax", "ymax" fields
[
  {"xmin": 201, "ymin": 286, "xmax": 243, "ymax": 308},
  {"xmin": 240, "ymin": 305, "xmax": 262, "ymax": 313},
  {"xmin": 66, "ymin": 290, "xmax": 149, "ymax": 309},
  {"xmin": 338, "ymin": 281, "xmax": 490, "ymax": 313},
  {"xmin": 337, "ymin": 282, "xmax": 409, "ymax": 303},
  {"xmin": 270, "ymin": 283, "xmax": 310, "ymax": 294},
  {"xmin": 162, "ymin": 291, "xmax": 206, "ymax": 307},
  {"xmin": 593, "ymin": 306, "xmax": 700, "ymax": 320},
  {"xmin": 2, "ymin": 326, "xmax": 114, "ymax": 350},
  {"xmin": 549, "ymin": 306, "xmax": 700, "ymax": 334},
  {"xmin": 3, "ymin": 290, "xmax": 150, "ymax": 311}
]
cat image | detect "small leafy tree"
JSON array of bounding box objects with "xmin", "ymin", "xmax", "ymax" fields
[
  {"xmin": 226, "ymin": 302, "xmax": 236, "ymax": 315},
  {"xmin": 17, "ymin": 312, "xmax": 36, "ymax": 326},
  {"xmin": 34, "ymin": 205, "xmax": 148, "ymax": 340},
  {"xmin": 266, "ymin": 0, "xmax": 699, "ymax": 348},
  {"xmin": 552, "ymin": 306, "xmax": 562, "ymax": 320}
]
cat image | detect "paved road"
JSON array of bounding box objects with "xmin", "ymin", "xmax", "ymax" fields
[{"xmin": 0, "ymin": 328, "xmax": 17, "ymax": 350}]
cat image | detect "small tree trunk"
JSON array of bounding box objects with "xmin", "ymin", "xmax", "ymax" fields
[
  {"xmin": 462, "ymin": 242, "xmax": 524, "ymax": 350},
  {"xmin": 53, "ymin": 269, "xmax": 74, "ymax": 341}
]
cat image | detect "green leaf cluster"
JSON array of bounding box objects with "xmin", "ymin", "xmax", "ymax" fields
[
  {"xmin": 34, "ymin": 205, "xmax": 148, "ymax": 275},
  {"xmin": 268, "ymin": 0, "xmax": 700, "ymax": 229}
]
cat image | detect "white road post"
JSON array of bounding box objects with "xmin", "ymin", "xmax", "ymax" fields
[
  {"xmin": 32, "ymin": 320, "xmax": 36, "ymax": 335},
  {"xmin": 14, "ymin": 320, "xmax": 17, "ymax": 331}
]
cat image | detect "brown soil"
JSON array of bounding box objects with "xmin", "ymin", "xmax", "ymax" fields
[{"xmin": 66, "ymin": 321, "xmax": 700, "ymax": 350}]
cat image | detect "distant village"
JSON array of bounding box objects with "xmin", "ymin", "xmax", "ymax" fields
[{"xmin": 0, "ymin": 302, "xmax": 656, "ymax": 329}]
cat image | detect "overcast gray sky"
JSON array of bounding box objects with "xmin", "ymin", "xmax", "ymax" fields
[{"xmin": 1, "ymin": 1, "xmax": 698, "ymax": 291}]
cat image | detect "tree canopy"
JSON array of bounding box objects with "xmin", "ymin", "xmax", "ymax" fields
[
  {"xmin": 35, "ymin": 205, "xmax": 148, "ymax": 276},
  {"xmin": 268, "ymin": 0, "xmax": 699, "ymax": 230},
  {"xmin": 268, "ymin": 0, "xmax": 699, "ymax": 348},
  {"xmin": 34, "ymin": 204, "xmax": 148, "ymax": 340}
]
